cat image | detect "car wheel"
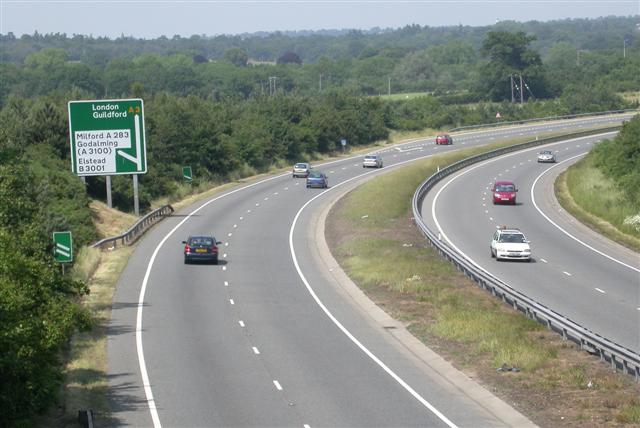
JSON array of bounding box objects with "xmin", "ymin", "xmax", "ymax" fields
[
  {"xmin": 184, "ymin": 257, "xmax": 189, "ymax": 264},
  {"xmin": 490, "ymin": 248, "xmax": 495, "ymax": 258},
  {"xmin": 213, "ymin": 257, "xmax": 219, "ymax": 265}
]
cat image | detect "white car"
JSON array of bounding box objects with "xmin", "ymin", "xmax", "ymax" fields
[
  {"xmin": 490, "ymin": 228, "xmax": 532, "ymax": 261},
  {"xmin": 537, "ymin": 150, "xmax": 556, "ymax": 163},
  {"xmin": 363, "ymin": 154, "xmax": 383, "ymax": 168},
  {"xmin": 292, "ymin": 162, "xmax": 311, "ymax": 177}
]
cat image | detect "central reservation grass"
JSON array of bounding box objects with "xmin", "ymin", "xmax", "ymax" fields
[{"xmin": 326, "ymin": 141, "xmax": 640, "ymax": 427}]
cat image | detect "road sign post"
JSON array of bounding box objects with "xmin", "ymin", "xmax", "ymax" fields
[
  {"xmin": 53, "ymin": 231, "xmax": 73, "ymax": 268},
  {"xmin": 340, "ymin": 138, "xmax": 347, "ymax": 153}
]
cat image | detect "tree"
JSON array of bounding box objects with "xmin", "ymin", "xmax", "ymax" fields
[
  {"xmin": 477, "ymin": 31, "xmax": 550, "ymax": 101},
  {"xmin": 277, "ymin": 51, "xmax": 302, "ymax": 65},
  {"xmin": 223, "ymin": 48, "xmax": 249, "ymax": 67}
]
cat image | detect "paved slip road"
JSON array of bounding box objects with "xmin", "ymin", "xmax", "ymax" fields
[
  {"xmin": 108, "ymin": 113, "xmax": 636, "ymax": 427},
  {"xmin": 422, "ymin": 132, "xmax": 640, "ymax": 353}
]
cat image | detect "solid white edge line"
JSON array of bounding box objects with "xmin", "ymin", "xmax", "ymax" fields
[
  {"xmin": 431, "ymin": 132, "xmax": 624, "ymax": 279},
  {"xmin": 273, "ymin": 380, "xmax": 282, "ymax": 390},
  {"xmin": 136, "ymin": 169, "xmax": 304, "ymax": 427},
  {"xmin": 530, "ymin": 153, "xmax": 640, "ymax": 274},
  {"xmin": 289, "ymin": 155, "xmax": 458, "ymax": 428},
  {"xmin": 135, "ymin": 125, "xmax": 626, "ymax": 426}
]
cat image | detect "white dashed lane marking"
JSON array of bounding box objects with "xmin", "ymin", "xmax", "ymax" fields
[
  {"xmin": 223, "ymin": 253, "xmax": 227, "ymax": 258},
  {"xmin": 239, "ymin": 216, "xmax": 243, "ymax": 220},
  {"xmin": 540, "ymin": 258, "xmax": 548, "ymax": 263},
  {"xmin": 228, "ymin": 232, "xmax": 232, "ymax": 237},
  {"xmin": 595, "ymin": 288, "xmax": 606, "ymax": 294},
  {"xmin": 239, "ymin": 320, "xmax": 245, "ymax": 327},
  {"xmin": 224, "ymin": 242, "xmax": 229, "ymax": 247},
  {"xmin": 273, "ymin": 380, "xmax": 283, "ymax": 391},
  {"xmin": 233, "ymin": 224, "xmax": 237, "ymax": 228},
  {"xmin": 229, "ymin": 299, "xmax": 235, "ymax": 305},
  {"xmin": 224, "ymin": 281, "xmax": 229, "ymax": 286},
  {"xmin": 222, "ymin": 266, "xmax": 227, "ymax": 271},
  {"xmin": 253, "ymin": 347, "xmax": 260, "ymax": 355},
  {"xmin": 563, "ymin": 271, "xmax": 572, "ymax": 276}
]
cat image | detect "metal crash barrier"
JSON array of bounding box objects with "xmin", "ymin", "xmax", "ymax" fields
[
  {"xmin": 411, "ymin": 126, "xmax": 640, "ymax": 380},
  {"xmin": 92, "ymin": 204, "xmax": 174, "ymax": 250}
]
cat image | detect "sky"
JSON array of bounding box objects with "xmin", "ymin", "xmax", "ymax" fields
[{"xmin": 1, "ymin": 0, "xmax": 639, "ymax": 39}]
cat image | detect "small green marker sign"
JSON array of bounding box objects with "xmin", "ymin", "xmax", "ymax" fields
[
  {"xmin": 182, "ymin": 166, "xmax": 193, "ymax": 181},
  {"xmin": 53, "ymin": 231, "xmax": 73, "ymax": 263}
]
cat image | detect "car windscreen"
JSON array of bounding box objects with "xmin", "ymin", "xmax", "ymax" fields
[
  {"xmin": 499, "ymin": 234, "xmax": 525, "ymax": 243},
  {"xmin": 495, "ymin": 184, "xmax": 515, "ymax": 192}
]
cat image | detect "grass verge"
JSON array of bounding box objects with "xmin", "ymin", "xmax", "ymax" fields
[
  {"xmin": 555, "ymin": 155, "xmax": 640, "ymax": 252},
  {"xmin": 49, "ymin": 123, "xmax": 634, "ymax": 426},
  {"xmin": 326, "ymin": 142, "xmax": 640, "ymax": 427}
]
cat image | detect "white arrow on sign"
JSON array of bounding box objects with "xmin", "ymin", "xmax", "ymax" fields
[
  {"xmin": 116, "ymin": 114, "xmax": 143, "ymax": 171},
  {"xmin": 56, "ymin": 243, "xmax": 71, "ymax": 257}
]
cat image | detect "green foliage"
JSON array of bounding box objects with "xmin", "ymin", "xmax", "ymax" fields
[
  {"xmin": 223, "ymin": 48, "xmax": 249, "ymax": 67},
  {"xmin": 591, "ymin": 115, "xmax": 640, "ymax": 207},
  {"xmin": 478, "ymin": 31, "xmax": 551, "ymax": 101},
  {"xmin": 0, "ymin": 164, "xmax": 90, "ymax": 426}
]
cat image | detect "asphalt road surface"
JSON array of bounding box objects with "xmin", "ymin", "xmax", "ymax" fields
[
  {"xmin": 421, "ymin": 131, "xmax": 639, "ymax": 353},
  {"xmin": 108, "ymin": 113, "xmax": 636, "ymax": 427}
]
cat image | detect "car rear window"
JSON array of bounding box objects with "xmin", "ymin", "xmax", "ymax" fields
[
  {"xmin": 365, "ymin": 155, "xmax": 376, "ymax": 159},
  {"xmin": 190, "ymin": 237, "xmax": 214, "ymax": 245},
  {"xmin": 295, "ymin": 163, "xmax": 308, "ymax": 168},
  {"xmin": 309, "ymin": 171, "xmax": 322, "ymax": 178}
]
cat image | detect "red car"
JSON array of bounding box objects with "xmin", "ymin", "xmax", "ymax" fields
[
  {"xmin": 435, "ymin": 134, "xmax": 453, "ymax": 145},
  {"xmin": 492, "ymin": 181, "xmax": 518, "ymax": 205}
]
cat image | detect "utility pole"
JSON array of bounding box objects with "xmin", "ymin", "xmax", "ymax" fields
[
  {"xmin": 319, "ymin": 74, "xmax": 322, "ymax": 92},
  {"xmin": 623, "ymin": 38, "xmax": 627, "ymax": 58},
  {"xmin": 519, "ymin": 73, "xmax": 524, "ymax": 105},
  {"xmin": 269, "ymin": 76, "xmax": 278, "ymax": 96},
  {"xmin": 388, "ymin": 77, "xmax": 391, "ymax": 96},
  {"xmin": 510, "ymin": 74, "xmax": 515, "ymax": 103}
]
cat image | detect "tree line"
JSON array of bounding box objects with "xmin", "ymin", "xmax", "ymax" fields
[{"xmin": 0, "ymin": 24, "xmax": 637, "ymax": 425}]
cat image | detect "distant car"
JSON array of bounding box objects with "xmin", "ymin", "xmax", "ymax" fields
[
  {"xmin": 537, "ymin": 150, "xmax": 556, "ymax": 163},
  {"xmin": 183, "ymin": 235, "xmax": 221, "ymax": 264},
  {"xmin": 490, "ymin": 227, "xmax": 532, "ymax": 261},
  {"xmin": 306, "ymin": 170, "xmax": 328, "ymax": 188},
  {"xmin": 363, "ymin": 154, "xmax": 383, "ymax": 168},
  {"xmin": 292, "ymin": 162, "xmax": 311, "ymax": 178},
  {"xmin": 435, "ymin": 134, "xmax": 453, "ymax": 145},
  {"xmin": 492, "ymin": 180, "xmax": 518, "ymax": 205}
]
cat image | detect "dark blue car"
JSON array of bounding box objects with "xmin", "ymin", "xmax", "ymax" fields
[
  {"xmin": 306, "ymin": 170, "xmax": 328, "ymax": 188},
  {"xmin": 183, "ymin": 235, "xmax": 221, "ymax": 264}
]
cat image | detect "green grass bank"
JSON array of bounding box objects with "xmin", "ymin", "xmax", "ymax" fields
[{"xmin": 326, "ymin": 142, "xmax": 640, "ymax": 427}]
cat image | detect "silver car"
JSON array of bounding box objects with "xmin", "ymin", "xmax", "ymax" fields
[
  {"xmin": 292, "ymin": 162, "xmax": 311, "ymax": 177},
  {"xmin": 537, "ymin": 150, "xmax": 556, "ymax": 163},
  {"xmin": 363, "ymin": 154, "xmax": 383, "ymax": 168}
]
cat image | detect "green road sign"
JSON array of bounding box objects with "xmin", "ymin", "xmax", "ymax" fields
[
  {"xmin": 68, "ymin": 99, "xmax": 147, "ymax": 176},
  {"xmin": 182, "ymin": 166, "xmax": 193, "ymax": 181},
  {"xmin": 53, "ymin": 231, "xmax": 73, "ymax": 263}
]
